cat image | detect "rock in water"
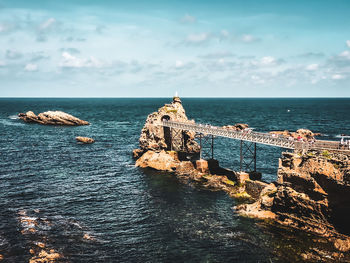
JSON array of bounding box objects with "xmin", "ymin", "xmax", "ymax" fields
[
  {"xmin": 136, "ymin": 96, "xmax": 199, "ymax": 155},
  {"xmin": 18, "ymin": 111, "xmax": 89, "ymax": 126},
  {"xmin": 135, "ymin": 150, "xmax": 180, "ymax": 172},
  {"xmin": 76, "ymin": 137, "xmax": 95, "ymax": 144},
  {"xmin": 269, "ymin": 128, "xmax": 318, "ymax": 141}
]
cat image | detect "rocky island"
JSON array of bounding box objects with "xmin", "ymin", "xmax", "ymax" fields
[
  {"xmin": 134, "ymin": 97, "xmax": 350, "ymax": 260},
  {"xmin": 18, "ymin": 111, "xmax": 89, "ymax": 126}
]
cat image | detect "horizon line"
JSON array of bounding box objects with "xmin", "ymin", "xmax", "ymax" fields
[{"xmin": 0, "ymin": 96, "xmax": 349, "ymax": 99}]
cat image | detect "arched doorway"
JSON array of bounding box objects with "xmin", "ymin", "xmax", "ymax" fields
[{"xmin": 161, "ymin": 115, "xmax": 172, "ymax": 150}]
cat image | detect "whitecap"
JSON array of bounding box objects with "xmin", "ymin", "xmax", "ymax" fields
[
  {"xmin": 8, "ymin": 115, "xmax": 19, "ymax": 120},
  {"xmin": 335, "ymin": 134, "xmax": 350, "ymax": 138},
  {"xmin": 0, "ymin": 119, "xmax": 24, "ymax": 126}
]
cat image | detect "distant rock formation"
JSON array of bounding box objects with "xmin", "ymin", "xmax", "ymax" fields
[
  {"xmin": 76, "ymin": 136, "xmax": 95, "ymax": 144},
  {"xmin": 222, "ymin": 123, "xmax": 249, "ymax": 131},
  {"xmin": 18, "ymin": 111, "xmax": 89, "ymax": 126},
  {"xmin": 269, "ymin": 128, "xmax": 321, "ymax": 141},
  {"xmin": 134, "ymin": 96, "xmax": 199, "ymax": 159},
  {"xmin": 236, "ymin": 150, "xmax": 350, "ymax": 252}
]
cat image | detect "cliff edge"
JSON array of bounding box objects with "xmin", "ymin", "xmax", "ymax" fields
[{"xmin": 236, "ymin": 150, "xmax": 350, "ymax": 252}]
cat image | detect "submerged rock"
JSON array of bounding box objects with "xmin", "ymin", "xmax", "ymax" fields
[
  {"xmin": 18, "ymin": 111, "xmax": 89, "ymax": 126},
  {"xmin": 76, "ymin": 136, "xmax": 95, "ymax": 144}
]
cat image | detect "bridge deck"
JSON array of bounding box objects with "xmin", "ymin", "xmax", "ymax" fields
[{"xmin": 162, "ymin": 121, "xmax": 350, "ymax": 153}]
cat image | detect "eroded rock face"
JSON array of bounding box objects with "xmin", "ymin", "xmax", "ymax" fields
[
  {"xmin": 236, "ymin": 150, "xmax": 350, "ymax": 245},
  {"xmin": 18, "ymin": 111, "xmax": 89, "ymax": 126},
  {"xmin": 137, "ymin": 97, "xmax": 199, "ymax": 154}
]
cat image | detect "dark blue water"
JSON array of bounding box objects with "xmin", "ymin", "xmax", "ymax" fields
[{"xmin": 0, "ymin": 98, "xmax": 349, "ymax": 262}]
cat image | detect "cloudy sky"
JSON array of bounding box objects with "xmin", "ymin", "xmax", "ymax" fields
[{"xmin": 0, "ymin": 0, "xmax": 350, "ymax": 97}]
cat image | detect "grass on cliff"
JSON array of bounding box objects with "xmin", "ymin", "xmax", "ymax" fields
[{"xmin": 321, "ymin": 150, "xmax": 332, "ymax": 159}]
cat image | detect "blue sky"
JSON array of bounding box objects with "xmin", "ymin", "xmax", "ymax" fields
[{"xmin": 0, "ymin": 0, "xmax": 350, "ymax": 97}]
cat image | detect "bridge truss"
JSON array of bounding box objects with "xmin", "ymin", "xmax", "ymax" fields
[{"xmin": 161, "ymin": 120, "xmax": 349, "ymax": 172}]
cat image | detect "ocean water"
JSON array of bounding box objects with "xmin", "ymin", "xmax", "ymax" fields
[{"xmin": 0, "ymin": 98, "xmax": 349, "ymax": 262}]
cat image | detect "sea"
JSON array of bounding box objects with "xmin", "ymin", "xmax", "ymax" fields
[{"xmin": 0, "ymin": 98, "xmax": 349, "ymax": 262}]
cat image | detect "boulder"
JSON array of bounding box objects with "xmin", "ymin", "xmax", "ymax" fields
[
  {"xmin": 135, "ymin": 150, "xmax": 180, "ymax": 172},
  {"xmin": 18, "ymin": 111, "xmax": 89, "ymax": 126},
  {"xmin": 76, "ymin": 137, "xmax": 94, "ymax": 144},
  {"xmin": 236, "ymin": 172, "xmax": 249, "ymax": 184},
  {"xmin": 334, "ymin": 238, "xmax": 350, "ymax": 252},
  {"xmin": 196, "ymin": 159, "xmax": 209, "ymax": 173}
]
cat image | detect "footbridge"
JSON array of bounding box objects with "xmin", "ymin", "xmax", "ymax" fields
[{"xmin": 161, "ymin": 120, "xmax": 349, "ymax": 172}]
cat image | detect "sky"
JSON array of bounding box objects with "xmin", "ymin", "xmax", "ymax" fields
[{"xmin": 0, "ymin": 0, "xmax": 350, "ymax": 97}]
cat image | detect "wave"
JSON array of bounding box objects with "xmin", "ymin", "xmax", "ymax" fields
[
  {"xmin": 8, "ymin": 115, "xmax": 19, "ymax": 120},
  {"xmin": 0, "ymin": 119, "xmax": 24, "ymax": 126},
  {"xmin": 335, "ymin": 134, "xmax": 350, "ymax": 138}
]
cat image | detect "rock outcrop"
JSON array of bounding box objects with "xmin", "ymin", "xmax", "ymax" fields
[
  {"xmin": 222, "ymin": 123, "xmax": 249, "ymax": 131},
  {"xmin": 236, "ymin": 150, "xmax": 350, "ymax": 251},
  {"xmin": 76, "ymin": 136, "xmax": 95, "ymax": 144},
  {"xmin": 134, "ymin": 97, "xmax": 199, "ymax": 158},
  {"xmin": 18, "ymin": 111, "xmax": 89, "ymax": 126},
  {"xmin": 269, "ymin": 128, "xmax": 321, "ymax": 141},
  {"xmin": 136, "ymin": 150, "xmax": 180, "ymax": 172}
]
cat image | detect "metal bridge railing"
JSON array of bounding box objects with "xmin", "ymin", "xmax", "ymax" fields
[
  {"xmin": 162, "ymin": 120, "xmax": 295, "ymax": 149},
  {"xmin": 161, "ymin": 120, "xmax": 350, "ymax": 152}
]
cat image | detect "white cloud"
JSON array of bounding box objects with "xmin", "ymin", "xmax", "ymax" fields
[
  {"xmin": 198, "ymin": 51, "xmax": 235, "ymax": 59},
  {"xmin": 260, "ymin": 56, "xmax": 276, "ymax": 66},
  {"xmin": 39, "ymin": 18, "xmax": 56, "ymax": 31},
  {"xmin": 0, "ymin": 61, "xmax": 6, "ymax": 67},
  {"xmin": 186, "ymin": 33, "xmax": 211, "ymax": 44},
  {"xmin": 6, "ymin": 50, "xmax": 23, "ymax": 60},
  {"xmin": 0, "ymin": 24, "xmax": 6, "ymax": 33},
  {"xmin": 180, "ymin": 14, "xmax": 196, "ymax": 24},
  {"xmin": 175, "ymin": 60, "xmax": 184, "ymax": 68},
  {"xmin": 0, "ymin": 23, "xmax": 12, "ymax": 33},
  {"xmin": 250, "ymin": 56, "xmax": 284, "ymax": 68},
  {"xmin": 24, "ymin": 63, "xmax": 38, "ymax": 72},
  {"xmin": 306, "ymin": 63, "xmax": 319, "ymax": 71},
  {"xmin": 331, "ymin": 74, "xmax": 345, "ymax": 80},
  {"xmin": 174, "ymin": 60, "xmax": 195, "ymax": 70},
  {"xmin": 339, "ymin": 50, "xmax": 350, "ymax": 59},
  {"xmin": 60, "ymin": 52, "xmax": 105, "ymax": 68},
  {"xmin": 220, "ymin": 30, "xmax": 229, "ymax": 38},
  {"xmin": 346, "ymin": 40, "xmax": 350, "ymax": 48},
  {"xmin": 241, "ymin": 34, "xmax": 259, "ymax": 43}
]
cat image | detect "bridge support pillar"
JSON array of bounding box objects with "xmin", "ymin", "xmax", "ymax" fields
[
  {"xmin": 198, "ymin": 133, "xmax": 215, "ymax": 160},
  {"xmin": 170, "ymin": 128, "xmax": 185, "ymax": 152},
  {"xmin": 240, "ymin": 140, "xmax": 257, "ymax": 172}
]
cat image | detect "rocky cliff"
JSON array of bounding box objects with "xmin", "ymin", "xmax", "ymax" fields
[
  {"xmin": 236, "ymin": 150, "xmax": 350, "ymax": 252},
  {"xmin": 133, "ymin": 97, "xmax": 199, "ymax": 160},
  {"xmin": 18, "ymin": 111, "xmax": 89, "ymax": 126}
]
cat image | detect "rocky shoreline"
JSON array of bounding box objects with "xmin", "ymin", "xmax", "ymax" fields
[{"xmin": 134, "ymin": 97, "xmax": 350, "ymax": 261}]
